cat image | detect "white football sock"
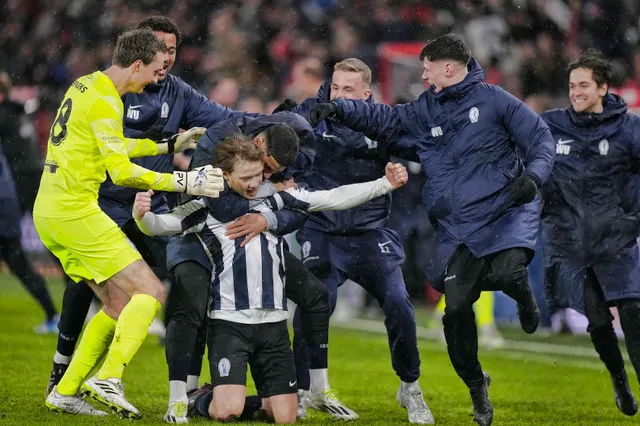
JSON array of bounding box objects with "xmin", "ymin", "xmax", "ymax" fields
[
  {"xmin": 310, "ymin": 368, "xmax": 330, "ymax": 394},
  {"xmin": 186, "ymin": 375, "xmax": 200, "ymax": 393}
]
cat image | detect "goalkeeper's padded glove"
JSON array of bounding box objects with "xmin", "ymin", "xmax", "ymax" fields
[
  {"xmin": 144, "ymin": 127, "xmax": 207, "ymax": 154},
  {"xmin": 309, "ymin": 102, "xmax": 339, "ymax": 126},
  {"xmin": 163, "ymin": 127, "xmax": 207, "ymax": 153},
  {"xmin": 173, "ymin": 165, "xmax": 224, "ymax": 198}
]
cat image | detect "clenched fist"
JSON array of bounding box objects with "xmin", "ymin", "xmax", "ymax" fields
[
  {"xmin": 133, "ymin": 190, "xmax": 153, "ymax": 219},
  {"xmin": 384, "ymin": 162, "xmax": 409, "ymax": 189}
]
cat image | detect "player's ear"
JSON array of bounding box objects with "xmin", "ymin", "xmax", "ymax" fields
[
  {"xmin": 222, "ymin": 170, "xmax": 230, "ymax": 181},
  {"xmin": 132, "ymin": 59, "xmax": 143, "ymax": 73},
  {"xmin": 253, "ymin": 136, "xmax": 265, "ymax": 150}
]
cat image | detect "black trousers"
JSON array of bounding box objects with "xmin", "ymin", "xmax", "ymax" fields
[
  {"xmin": 166, "ymin": 249, "xmax": 330, "ymax": 381},
  {"xmin": 442, "ymin": 245, "xmax": 531, "ymax": 389},
  {"xmin": 583, "ymin": 268, "xmax": 640, "ymax": 381},
  {"xmin": 0, "ymin": 236, "xmax": 57, "ymax": 321}
]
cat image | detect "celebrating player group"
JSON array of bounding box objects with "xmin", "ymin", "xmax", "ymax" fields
[{"xmin": 35, "ymin": 14, "xmax": 640, "ymax": 426}]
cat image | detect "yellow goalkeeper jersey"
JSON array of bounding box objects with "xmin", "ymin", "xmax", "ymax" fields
[{"xmin": 34, "ymin": 71, "xmax": 175, "ymax": 217}]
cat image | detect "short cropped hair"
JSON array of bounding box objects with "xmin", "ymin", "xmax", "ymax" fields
[
  {"xmin": 112, "ymin": 29, "xmax": 168, "ymax": 67},
  {"xmin": 419, "ymin": 34, "xmax": 471, "ymax": 65},
  {"xmin": 334, "ymin": 58, "xmax": 372, "ymax": 86},
  {"xmin": 264, "ymin": 124, "xmax": 300, "ymax": 168},
  {"xmin": 138, "ymin": 16, "xmax": 183, "ymax": 46}
]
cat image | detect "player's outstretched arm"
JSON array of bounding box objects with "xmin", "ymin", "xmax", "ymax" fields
[
  {"xmin": 90, "ymin": 97, "xmax": 224, "ymax": 196},
  {"xmin": 280, "ymin": 162, "xmax": 408, "ymax": 212},
  {"xmin": 133, "ymin": 190, "xmax": 208, "ymax": 236},
  {"xmin": 131, "ymin": 126, "xmax": 207, "ymax": 156}
]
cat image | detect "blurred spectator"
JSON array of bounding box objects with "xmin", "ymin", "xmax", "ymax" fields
[
  {"xmin": 0, "ymin": 72, "xmax": 42, "ymax": 212},
  {"xmin": 238, "ymin": 96, "xmax": 265, "ymax": 114},
  {"xmin": 286, "ymin": 57, "xmax": 326, "ymax": 102},
  {"xmin": 208, "ymin": 77, "xmax": 240, "ymax": 108}
]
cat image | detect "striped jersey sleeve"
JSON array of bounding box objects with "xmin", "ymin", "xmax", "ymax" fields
[{"xmin": 135, "ymin": 198, "xmax": 209, "ymax": 236}]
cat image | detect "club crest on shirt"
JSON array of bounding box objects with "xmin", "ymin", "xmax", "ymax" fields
[
  {"xmin": 218, "ymin": 358, "xmax": 231, "ymax": 377},
  {"xmin": 161, "ymin": 102, "xmax": 169, "ymax": 119},
  {"xmin": 301, "ymin": 241, "xmax": 311, "ymax": 259}
]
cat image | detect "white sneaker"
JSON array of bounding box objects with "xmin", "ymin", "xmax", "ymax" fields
[
  {"xmin": 81, "ymin": 375, "xmax": 141, "ymax": 419},
  {"xmin": 297, "ymin": 389, "xmax": 310, "ymax": 419},
  {"xmin": 308, "ymin": 389, "xmax": 359, "ymax": 421},
  {"xmin": 396, "ymin": 385, "xmax": 435, "ymax": 424},
  {"xmin": 164, "ymin": 399, "xmax": 189, "ymax": 423},
  {"xmin": 45, "ymin": 386, "xmax": 108, "ymax": 416},
  {"xmin": 478, "ymin": 324, "xmax": 506, "ymax": 350}
]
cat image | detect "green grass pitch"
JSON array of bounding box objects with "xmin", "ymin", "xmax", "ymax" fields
[{"xmin": 0, "ymin": 273, "xmax": 638, "ymax": 425}]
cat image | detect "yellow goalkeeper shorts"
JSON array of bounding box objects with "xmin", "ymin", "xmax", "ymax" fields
[{"xmin": 34, "ymin": 208, "xmax": 142, "ymax": 284}]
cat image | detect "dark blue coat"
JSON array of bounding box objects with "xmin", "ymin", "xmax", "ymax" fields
[
  {"xmin": 0, "ymin": 143, "xmax": 22, "ymax": 238},
  {"xmin": 540, "ymin": 94, "xmax": 640, "ymax": 309},
  {"xmin": 166, "ymin": 113, "xmax": 316, "ymax": 271},
  {"xmin": 98, "ymin": 74, "xmax": 247, "ymax": 225},
  {"xmin": 540, "ymin": 94, "xmax": 640, "ymax": 260},
  {"xmin": 331, "ymin": 58, "xmax": 555, "ymax": 289},
  {"xmin": 291, "ymin": 81, "xmax": 417, "ymax": 234},
  {"xmin": 190, "ymin": 112, "xmax": 316, "ymax": 175}
]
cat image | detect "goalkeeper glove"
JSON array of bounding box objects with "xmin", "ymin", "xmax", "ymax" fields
[
  {"xmin": 142, "ymin": 127, "xmax": 207, "ymax": 154},
  {"xmin": 173, "ymin": 165, "xmax": 224, "ymax": 197}
]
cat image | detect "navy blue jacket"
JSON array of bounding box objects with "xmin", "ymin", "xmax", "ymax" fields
[
  {"xmin": 291, "ymin": 82, "xmax": 417, "ymax": 234},
  {"xmin": 166, "ymin": 112, "xmax": 316, "ymax": 271},
  {"xmin": 98, "ymin": 74, "xmax": 247, "ymax": 225},
  {"xmin": 190, "ymin": 112, "xmax": 316, "ymax": 175},
  {"xmin": 0, "ymin": 143, "xmax": 21, "ymax": 238},
  {"xmin": 331, "ymin": 58, "xmax": 555, "ymax": 289},
  {"xmin": 540, "ymin": 94, "xmax": 640, "ymax": 261}
]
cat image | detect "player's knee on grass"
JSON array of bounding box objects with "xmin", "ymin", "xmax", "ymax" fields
[
  {"xmin": 262, "ymin": 394, "xmax": 297, "ymax": 424},
  {"xmin": 210, "ymin": 385, "xmax": 245, "ymax": 421}
]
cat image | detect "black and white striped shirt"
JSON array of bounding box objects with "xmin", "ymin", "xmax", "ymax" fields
[{"xmin": 135, "ymin": 177, "xmax": 395, "ymax": 324}]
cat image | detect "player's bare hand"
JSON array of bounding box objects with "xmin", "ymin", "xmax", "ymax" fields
[
  {"xmin": 174, "ymin": 165, "xmax": 225, "ymax": 197},
  {"xmin": 226, "ymin": 213, "xmax": 267, "ymax": 247},
  {"xmin": 133, "ymin": 190, "xmax": 153, "ymax": 219},
  {"xmin": 273, "ymin": 177, "xmax": 296, "ymax": 192},
  {"xmin": 385, "ymin": 162, "xmax": 408, "ymax": 189}
]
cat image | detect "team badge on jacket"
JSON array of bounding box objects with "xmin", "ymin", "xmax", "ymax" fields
[{"xmin": 469, "ymin": 107, "xmax": 479, "ymax": 123}]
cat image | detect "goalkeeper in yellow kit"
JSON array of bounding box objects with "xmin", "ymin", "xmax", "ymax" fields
[{"xmin": 36, "ymin": 29, "xmax": 224, "ymax": 419}]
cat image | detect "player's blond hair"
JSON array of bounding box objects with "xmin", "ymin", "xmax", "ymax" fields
[{"xmin": 334, "ymin": 58, "xmax": 372, "ymax": 86}]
